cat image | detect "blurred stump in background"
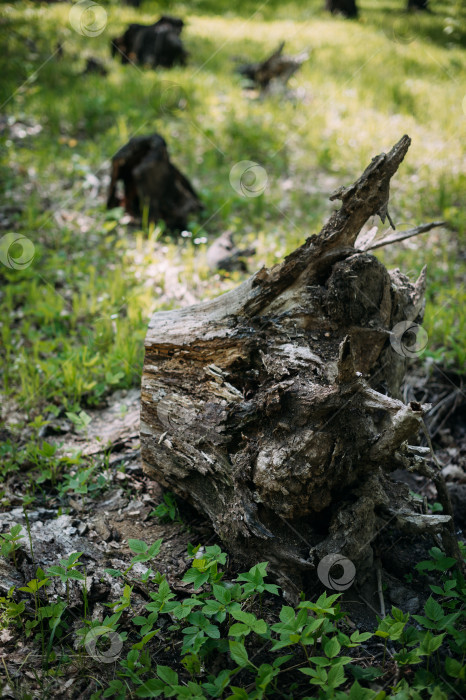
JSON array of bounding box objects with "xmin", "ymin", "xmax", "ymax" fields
[
  {"xmin": 107, "ymin": 133, "xmax": 202, "ymax": 231},
  {"xmin": 325, "ymin": 0, "xmax": 359, "ymax": 19},
  {"xmin": 111, "ymin": 16, "xmax": 187, "ymax": 69},
  {"xmin": 237, "ymin": 42, "xmax": 308, "ymax": 91}
]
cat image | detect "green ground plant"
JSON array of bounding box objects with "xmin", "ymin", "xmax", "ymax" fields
[
  {"xmin": 151, "ymin": 492, "xmax": 182, "ymax": 524},
  {"xmin": 0, "ymin": 523, "xmax": 24, "ymax": 566},
  {"xmin": 0, "ymin": 538, "xmax": 464, "ymax": 699}
]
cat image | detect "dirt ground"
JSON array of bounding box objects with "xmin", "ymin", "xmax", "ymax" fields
[{"xmin": 0, "ymin": 366, "xmax": 464, "ymax": 698}]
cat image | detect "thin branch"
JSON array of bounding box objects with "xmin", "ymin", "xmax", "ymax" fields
[{"xmin": 365, "ymin": 221, "xmax": 445, "ymax": 251}]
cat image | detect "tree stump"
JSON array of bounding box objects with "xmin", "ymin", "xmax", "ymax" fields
[
  {"xmin": 140, "ymin": 136, "xmax": 454, "ymax": 597},
  {"xmin": 325, "ymin": 0, "xmax": 359, "ymax": 19},
  {"xmin": 111, "ymin": 16, "xmax": 187, "ymax": 68},
  {"xmin": 107, "ymin": 133, "xmax": 202, "ymax": 231},
  {"xmin": 237, "ymin": 42, "xmax": 308, "ymax": 91},
  {"xmin": 407, "ymin": 0, "xmax": 429, "ymax": 10}
]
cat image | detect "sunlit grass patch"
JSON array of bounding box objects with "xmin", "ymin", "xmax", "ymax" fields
[{"xmin": 0, "ymin": 0, "xmax": 465, "ymax": 419}]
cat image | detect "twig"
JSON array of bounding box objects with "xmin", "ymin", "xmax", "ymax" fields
[
  {"xmin": 376, "ymin": 560, "xmax": 386, "ymax": 618},
  {"xmin": 429, "ymin": 391, "xmax": 462, "ymax": 440},
  {"xmin": 358, "ymin": 592, "xmax": 381, "ymax": 617},
  {"xmin": 365, "ymin": 221, "xmax": 445, "ymax": 251}
]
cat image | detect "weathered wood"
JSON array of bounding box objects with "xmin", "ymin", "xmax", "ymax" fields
[
  {"xmin": 111, "ymin": 16, "xmax": 187, "ymax": 69},
  {"xmin": 237, "ymin": 42, "xmax": 308, "ymax": 91},
  {"xmin": 206, "ymin": 231, "xmax": 256, "ymax": 272},
  {"xmin": 407, "ymin": 0, "xmax": 429, "ymax": 10},
  {"xmin": 141, "ymin": 136, "xmax": 455, "ymax": 597},
  {"xmin": 82, "ymin": 57, "xmax": 108, "ymax": 76},
  {"xmin": 325, "ymin": 0, "xmax": 359, "ymax": 19},
  {"xmin": 107, "ymin": 133, "xmax": 202, "ymax": 231}
]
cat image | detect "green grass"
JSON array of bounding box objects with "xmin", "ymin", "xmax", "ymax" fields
[{"xmin": 0, "ymin": 0, "xmax": 465, "ymax": 417}]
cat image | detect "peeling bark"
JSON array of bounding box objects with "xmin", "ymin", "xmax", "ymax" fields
[{"xmin": 140, "ymin": 136, "xmax": 453, "ymax": 597}]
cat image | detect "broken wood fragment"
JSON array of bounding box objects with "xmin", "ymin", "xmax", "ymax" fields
[
  {"xmin": 237, "ymin": 42, "xmax": 308, "ymax": 91},
  {"xmin": 82, "ymin": 57, "xmax": 108, "ymax": 76},
  {"xmin": 206, "ymin": 231, "xmax": 256, "ymax": 272}
]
